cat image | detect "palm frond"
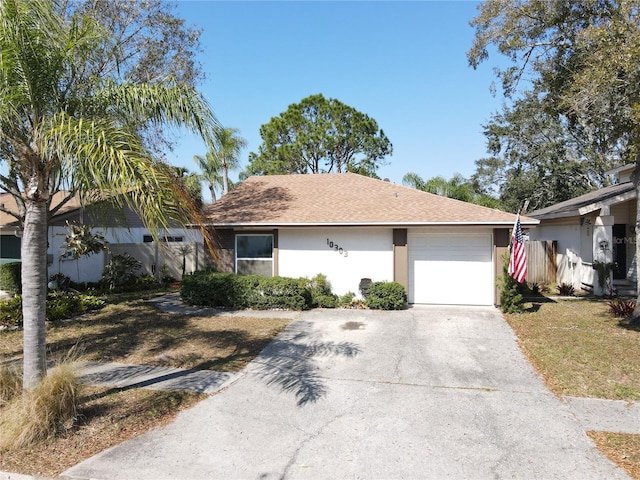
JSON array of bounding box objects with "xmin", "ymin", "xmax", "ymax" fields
[{"xmin": 98, "ymin": 82, "xmax": 220, "ymax": 148}]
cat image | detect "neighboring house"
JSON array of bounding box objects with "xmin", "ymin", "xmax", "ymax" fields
[
  {"xmin": 528, "ymin": 164, "xmax": 637, "ymax": 295},
  {"xmin": 0, "ymin": 191, "xmax": 205, "ymax": 284},
  {"xmin": 201, "ymin": 173, "xmax": 539, "ymax": 306}
]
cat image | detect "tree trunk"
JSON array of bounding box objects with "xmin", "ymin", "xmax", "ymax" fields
[
  {"xmin": 209, "ymin": 183, "xmax": 217, "ymax": 203},
  {"xmin": 222, "ymin": 164, "xmax": 229, "ymax": 196},
  {"xmin": 22, "ymin": 199, "xmax": 49, "ymax": 390},
  {"xmin": 221, "ymin": 155, "xmax": 229, "ymax": 196},
  {"xmin": 629, "ymin": 164, "xmax": 640, "ymax": 323}
]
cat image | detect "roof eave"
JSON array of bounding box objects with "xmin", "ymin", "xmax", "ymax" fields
[{"xmin": 199, "ymin": 220, "xmax": 540, "ymax": 228}]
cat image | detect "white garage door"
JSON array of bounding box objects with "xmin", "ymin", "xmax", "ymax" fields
[{"xmin": 408, "ymin": 233, "xmax": 493, "ymax": 305}]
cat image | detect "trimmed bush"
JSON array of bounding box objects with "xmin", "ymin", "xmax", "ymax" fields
[
  {"xmin": 181, "ymin": 270, "xmax": 243, "ymax": 308},
  {"xmin": 181, "ymin": 271, "xmax": 313, "ymax": 310},
  {"xmin": 0, "ymin": 262, "xmax": 21, "ymax": 295},
  {"xmin": 365, "ymin": 281, "xmax": 407, "ymax": 310},
  {"xmin": 242, "ymin": 276, "xmax": 311, "ymax": 310},
  {"xmin": 306, "ymin": 274, "xmax": 338, "ymax": 308}
]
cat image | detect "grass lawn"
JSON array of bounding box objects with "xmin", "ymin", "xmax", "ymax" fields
[
  {"xmin": 505, "ymin": 298, "xmax": 640, "ymax": 479},
  {"xmin": 0, "ymin": 290, "xmax": 292, "ymax": 477}
]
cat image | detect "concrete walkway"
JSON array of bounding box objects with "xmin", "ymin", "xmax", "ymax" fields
[
  {"xmin": 74, "ymin": 361, "xmax": 640, "ymax": 435},
  {"xmin": 61, "ymin": 306, "xmax": 634, "ymax": 480}
]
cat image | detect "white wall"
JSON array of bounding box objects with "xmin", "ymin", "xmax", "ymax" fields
[
  {"xmin": 278, "ymin": 228, "xmax": 394, "ymax": 296},
  {"xmin": 46, "ymin": 226, "xmax": 204, "ymax": 283}
]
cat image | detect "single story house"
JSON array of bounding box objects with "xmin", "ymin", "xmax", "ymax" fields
[
  {"xmin": 201, "ymin": 173, "xmax": 539, "ymax": 306},
  {"xmin": 0, "ymin": 191, "xmax": 205, "ymax": 284},
  {"xmin": 528, "ymin": 164, "xmax": 638, "ymax": 295}
]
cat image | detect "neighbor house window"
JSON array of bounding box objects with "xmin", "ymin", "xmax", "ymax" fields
[
  {"xmin": 236, "ymin": 234, "xmax": 273, "ymax": 276},
  {"xmin": 143, "ymin": 235, "xmax": 184, "ymax": 243}
]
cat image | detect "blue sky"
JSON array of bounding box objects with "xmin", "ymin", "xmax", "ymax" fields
[{"xmin": 168, "ymin": 1, "xmax": 507, "ymax": 199}]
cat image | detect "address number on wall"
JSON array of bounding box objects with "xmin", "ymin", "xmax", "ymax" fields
[{"xmin": 327, "ymin": 238, "xmax": 348, "ymax": 257}]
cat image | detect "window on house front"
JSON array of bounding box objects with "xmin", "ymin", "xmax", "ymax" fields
[{"xmin": 236, "ymin": 234, "xmax": 273, "ymax": 276}]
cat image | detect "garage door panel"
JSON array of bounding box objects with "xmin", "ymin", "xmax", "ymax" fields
[{"xmin": 408, "ymin": 233, "xmax": 493, "ymax": 306}]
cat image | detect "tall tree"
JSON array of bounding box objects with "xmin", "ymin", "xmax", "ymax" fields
[
  {"xmin": 61, "ymin": 0, "xmax": 204, "ymax": 155},
  {"xmin": 213, "ymin": 127, "xmax": 246, "ymax": 196},
  {"xmin": 471, "ymin": 91, "xmax": 620, "ymax": 212},
  {"xmin": 193, "ymin": 152, "xmax": 223, "ymax": 202},
  {"xmin": 174, "ymin": 167, "xmax": 203, "ymax": 207},
  {"xmin": 403, "ymin": 172, "xmax": 502, "ymax": 208},
  {"xmin": 0, "ymin": 0, "xmax": 218, "ymax": 389},
  {"xmin": 243, "ymin": 93, "xmax": 392, "ymax": 178},
  {"xmin": 468, "ymin": 0, "xmax": 640, "ymax": 319}
]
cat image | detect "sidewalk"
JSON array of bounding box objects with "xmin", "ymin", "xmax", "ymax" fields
[
  {"xmin": 75, "ymin": 361, "xmax": 243, "ymax": 394},
  {"xmin": 71, "ymin": 359, "xmax": 640, "ymax": 434}
]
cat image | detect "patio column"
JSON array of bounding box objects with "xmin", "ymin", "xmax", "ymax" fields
[{"xmin": 593, "ymin": 207, "xmax": 614, "ymax": 295}]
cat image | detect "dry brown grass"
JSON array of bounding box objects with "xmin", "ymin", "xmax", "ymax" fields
[
  {"xmin": 0, "ymin": 362, "xmax": 21, "ymax": 405},
  {"xmin": 588, "ymin": 431, "xmax": 640, "ymax": 480},
  {"xmin": 0, "ymin": 363, "xmax": 79, "ymax": 450},
  {"xmin": 505, "ymin": 298, "xmax": 640, "ymax": 479},
  {"xmin": 0, "ymin": 386, "xmax": 205, "ymax": 477},
  {"xmin": 0, "ymin": 293, "xmax": 292, "ymax": 477},
  {"xmin": 1, "ymin": 300, "xmax": 292, "ymax": 372}
]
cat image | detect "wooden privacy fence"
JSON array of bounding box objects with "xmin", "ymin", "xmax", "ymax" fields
[
  {"xmin": 524, "ymin": 240, "xmax": 557, "ymax": 284},
  {"xmin": 107, "ymin": 242, "xmax": 213, "ymax": 281}
]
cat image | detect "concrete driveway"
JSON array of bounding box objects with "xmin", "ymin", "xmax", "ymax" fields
[{"xmin": 63, "ymin": 306, "xmax": 629, "ymax": 480}]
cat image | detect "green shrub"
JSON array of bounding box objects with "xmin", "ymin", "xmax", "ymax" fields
[
  {"xmin": 182, "ymin": 271, "xmax": 312, "ymax": 310},
  {"xmin": 0, "ymin": 262, "xmax": 21, "ymax": 295},
  {"xmin": 0, "ymin": 363, "xmax": 80, "ymax": 449},
  {"xmin": 499, "ymin": 254, "xmax": 524, "ymax": 314},
  {"xmin": 313, "ymin": 294, "xmax": 338, "ymax": 308},
  {"xmin": 46, "ymin": 291, "xmax": 105, "ymax": 322},
  {"xmin": 337, "ymin": 291, "xmax": 356, "ymax": 307},
  {"xmin": 181, "ymin": 270, "xmax": 243, "ymax": 308},
  {"xmin": 48, "ymin": 273, "xmax": 72, "ymax": 291},
  {"xmin": 365, "ymin": 281, "xmax": 407, "ymax": 310},
  {"xmin": 240, "ymin": 275, "xmax": 311, "ymax": 310},
  {"xmin": 305, "ymin": 274, "xmax": 338, "ymax": 308},
  {"xmin": 0, "ymin": 296, "xmax": 22, "ymax": 328},
  {"xmin": 101, "ymin": 254, "xmax": 141, "ymax": 290},
  {"xmin": 133, "ymin": 274, "xmax": 162, "ymax": 291}
]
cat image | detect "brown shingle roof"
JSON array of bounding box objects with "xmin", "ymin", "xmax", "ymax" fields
[
  {"xmin": 0, "ymin": 191, "xmax": 83, "ymax": 227},
  {"xmin": 202, "ymin": 173, "xmax": 538, "ymax": 227}
]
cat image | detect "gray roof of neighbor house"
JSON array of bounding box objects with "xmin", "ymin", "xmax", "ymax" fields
[
  {"xmin": 528, "ymin": 182, "xmax": 636, "ymax": 221},
  {"xmin": 201, "ymin": 173, "xmax": 539, "ymax": 227}
]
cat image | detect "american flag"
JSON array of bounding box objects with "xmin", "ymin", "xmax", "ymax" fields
[{"xmin": 508, "ymin": 214, "xmax": 527, "ymax": 283}]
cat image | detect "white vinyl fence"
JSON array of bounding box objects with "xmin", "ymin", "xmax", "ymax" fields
[{"xmin": 107, "ymin": 242, "xmax": 212, "ymax": 281}]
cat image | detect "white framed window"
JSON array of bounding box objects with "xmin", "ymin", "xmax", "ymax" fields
[{"xmin": 235, "ymin": 234, "xmax": 273, "ymax": 276}]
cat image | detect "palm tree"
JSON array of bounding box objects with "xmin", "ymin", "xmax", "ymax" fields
[
  {"xmin": 215, "ymin": 128, "xmax": 247, "ymax": 196},
  {"xmin": 0, "ymin": 0, "xmax": 218, "ymax": 389},
  {"xmin": 402, "ymin": 172, "xmax": 502, "ymax": 208},
  {"xmin": 193, "ymin": 152, "xmax": 223, "ymax": 202}
]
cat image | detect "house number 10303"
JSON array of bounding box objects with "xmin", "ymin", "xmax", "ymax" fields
[{"xmin": 327, "ymin": 238, "xmax": 348, "ymax": 257}]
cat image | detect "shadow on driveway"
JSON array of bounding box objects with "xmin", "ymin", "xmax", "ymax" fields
[{"xmin": 248, "ymin": 320, "xmax": 360, "ymax": 405}]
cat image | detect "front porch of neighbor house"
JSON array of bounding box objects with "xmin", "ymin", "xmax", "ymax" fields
[{"xmin": 528, "ymin": 166, "xmax": 638, "ymax": 297}]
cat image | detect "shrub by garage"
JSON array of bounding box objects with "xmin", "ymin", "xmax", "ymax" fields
[{"xmin": 365, "ymin": 281, "xmax": 407, "ymax": 310}]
